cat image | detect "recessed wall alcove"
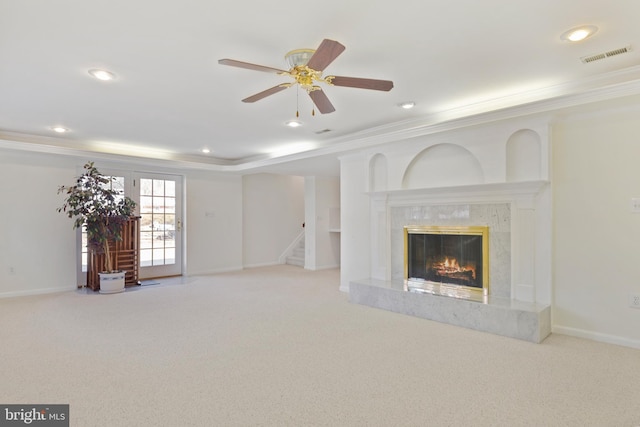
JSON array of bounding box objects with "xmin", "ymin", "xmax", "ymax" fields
[
  {"xmin": 347, "ymin": 119, "xmax": 553, "ymax": 342},
  {"xmin": 401, "ymin": 143, "xmax": 484, "ymax": 189},
  {"xmin": 506, "ymin": 129, "xmax": 542, "ymax": 182}
]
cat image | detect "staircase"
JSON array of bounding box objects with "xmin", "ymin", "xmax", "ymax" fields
[{"xmin": 285, "ymin": 236, "xmax": 305, "ymax": 267}]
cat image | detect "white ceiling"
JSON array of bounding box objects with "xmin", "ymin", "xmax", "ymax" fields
[{"xmin": 1, "ymin": 0, "xmax": 640, "ymax": 176}]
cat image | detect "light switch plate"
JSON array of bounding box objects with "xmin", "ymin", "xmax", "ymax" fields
[{"xmin": 630, "ymin": 293, "xmax": 640, "ymax": 309}]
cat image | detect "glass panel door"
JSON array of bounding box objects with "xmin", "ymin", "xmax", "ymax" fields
[{"xmin": 135, "ymin": 173, "xmax": 183, "ymax": 278}]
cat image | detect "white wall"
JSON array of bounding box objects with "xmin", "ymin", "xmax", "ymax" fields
[
  {"xmin": 0, "ymin": 150, "xmax": 245, "ymax": 295},
  {"xmin": 0, "ymin": 151, "xmax": 81, "ymax": 295},
  {"xmin": 0, "ymin": 151, "xmax": 309, "ymax": 296},
  {"xmin": 186, "ymin": 170, "xmax": 243, "ymax": 275},
  {"xmin": 242, "ymin": 173, "xmax": 304, "ymax": 267},
  {"xmin": 304, "ymin": 176, "xmax": 340, "ymax": 270},
  {"xmin": 552, "ymin": 103, "xmax": 640, "ymax": 348},
  {"xmin": 339, "ymin": 153, "xmax": 371, "ymax": 291}
]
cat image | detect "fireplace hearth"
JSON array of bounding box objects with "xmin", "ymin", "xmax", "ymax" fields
[{"xmin": 405, "ymin": 226, "xmax": 489, "ymax": 296}]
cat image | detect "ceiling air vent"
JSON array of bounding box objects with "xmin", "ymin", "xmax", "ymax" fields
[
  {"xmin": 315, "ymin": 129, "xmax": 332, "ymax": 134},
  {"xmin": 581, "ymin": 46, "xmax": 632, "ymax": 64}
]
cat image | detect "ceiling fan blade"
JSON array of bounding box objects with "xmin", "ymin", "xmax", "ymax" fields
[
  {"xmin": 218, "ymin": 58, "xmax": 288, "ymax": 74},
  {"xmin": 308, "ymin": 89, "xmax": 335, "ymax": 114},
  {"xmin": 328, "ymin": 76, "xmax": 394, "ymax": 91},
  {"xmin": 242, "ymin": 85, "xmax": 290, "ymax": 103},
  {"xmin": 306, "ymin": 39, "xmax": 346, "ymax": 71}
]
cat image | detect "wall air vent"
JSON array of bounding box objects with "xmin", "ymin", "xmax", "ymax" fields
[{"xmin": 581, "ymin": 46, "xmax": 632, "ymax": 64}]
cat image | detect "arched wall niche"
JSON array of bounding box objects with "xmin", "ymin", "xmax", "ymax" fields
[
  {"xmin": 369, "ymin": 153, "xmax": 388, "ymax": 192},
  {"xmin": 506, "ymin": 129, "xmax": 542, "ymax": 182},
  {"xmin": 401, "ymin": 143, "xmax": 484, "ymax": 189}
]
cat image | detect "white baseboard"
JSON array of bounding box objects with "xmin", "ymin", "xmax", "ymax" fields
[
  {"xmin": 318, "ymin": 263, "xmax": 340, "ymax": 270},
  {"xmin": 242, "ymin": 261, "xmax": 280, "ymax": 269},
  {"xmin": 305, "ymin": 263, "xmax": 340, "ymax": 271},
  {"xmin": 185, "ymin": 265, "xmax": 244, "ymax": 276},
  {"xmin": 0, "ymin": 286, "xmax": 77, "ymax": 299},
  {"xmin": 339, "ymin": 281, "xmax": 350, "ymax": 293},
  {"xmin": 553, "ymin": 325, "xmax": 640, "ymax": 350}
]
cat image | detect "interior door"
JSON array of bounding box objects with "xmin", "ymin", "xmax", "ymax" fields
[{"xmin": 134, "ymin": 173, "xmax": 183, "ymax": 279}]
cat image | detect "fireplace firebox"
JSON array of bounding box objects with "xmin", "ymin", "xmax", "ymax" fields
[{"xmin": 404, "ymin": 226, "xmax": 489, "ymax": 296}]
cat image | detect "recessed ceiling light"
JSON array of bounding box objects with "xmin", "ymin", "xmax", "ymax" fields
[
  {"xmin": 201, "ymin": 148, "xmax": 211, "ymax": 154},
  {"xmin": 560, "ymin": 25, "xmax": 598, "ymax": 42},
  {"xmin": 88, "ymin": 69, "xmax": 116, "ymax": 81},
  {"xmin": 285, "ymin": 120, "xmax": 302, "ymax": 128},
  {"xmin": 51, "ymin": 126, "xmax": 68, "ymax": 133},
  {"xmin": 399, "ymin": 102, "xmax": 415, "ymax": 109}
]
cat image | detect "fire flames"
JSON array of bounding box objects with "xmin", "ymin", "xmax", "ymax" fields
[{"xmin": 432, "ymin": 257, "xmax": 476, "ymax": 280}]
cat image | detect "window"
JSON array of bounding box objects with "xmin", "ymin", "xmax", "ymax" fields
[{"xmin": 139, "ymin": 178, "xmax": 176, "ymax": 267}]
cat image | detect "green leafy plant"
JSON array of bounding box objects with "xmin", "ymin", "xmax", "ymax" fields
[{"xmin": 58, "ymin": 162, "xmax": 136, "ymax": 273}]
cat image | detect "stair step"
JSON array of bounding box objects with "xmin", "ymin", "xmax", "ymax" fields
[{"xmin": 285, "ymin": 234, "xmax": 305, "ymax": 267}]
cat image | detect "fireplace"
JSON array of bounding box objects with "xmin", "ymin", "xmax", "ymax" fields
[
  {"xmin": 349, "ymin": 180, "xmax": 550, "ymax": 342},
  {"xmin": 404, "ymin": 225, "xmax": 489, "ymax": 297}
]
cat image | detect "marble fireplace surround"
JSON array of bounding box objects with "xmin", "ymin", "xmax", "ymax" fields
[{"xmin": 349, "ymin": 181, "xmax": 552, "ymax": 343}]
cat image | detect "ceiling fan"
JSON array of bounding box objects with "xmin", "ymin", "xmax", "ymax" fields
[{"xmin": 218, "ymin": 39, "xmax": 394, "ymax": 114}]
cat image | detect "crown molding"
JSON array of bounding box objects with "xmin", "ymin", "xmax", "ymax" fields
[
  {"xmin": 3, "ymin": 65, "xmax": 640, "ymax": 173},
  {"xmin": 233, "ymin": 69, "xmax": 640, "ymax": 171}
]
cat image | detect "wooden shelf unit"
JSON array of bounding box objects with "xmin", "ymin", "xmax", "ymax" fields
[{"xmin": 86, "ymin": 217, "xmax": 140, "ymax": 291}]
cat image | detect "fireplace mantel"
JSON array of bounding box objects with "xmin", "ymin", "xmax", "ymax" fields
[
  {"xmin": 367, "ymin": 179, "xmax": 551, "ymax": 302},
  {"xmin": 367, "ymin": 180, "xmax": 549, "ymax": 207}
]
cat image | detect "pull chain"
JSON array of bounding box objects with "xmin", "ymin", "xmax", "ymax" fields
[{"xmin": 294, "ymin": 86, "xmax": 318, "ymax": 118}]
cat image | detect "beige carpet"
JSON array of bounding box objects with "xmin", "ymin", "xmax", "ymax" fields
[{"xmin": 1, "ymin": 265, "xmax": 639, "ymax": 427}]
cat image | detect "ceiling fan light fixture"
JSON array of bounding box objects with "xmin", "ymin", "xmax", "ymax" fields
[
  {"xmin": 285, "ymin": 120, "xmax": 302, "ymax": 128},
  {"xmin": 285, "ymin": 49, "xmax": 316, "ymax": 68},
  {"xmin": 219, "ymin": 39, "xmax": 393, "ymax": 115},
  {"xmin": 560, "ymin": 25, "xmax": 598, "ymax": 42},
  {"xmin": 88, "ymin": 68, "xmax": 116, "ymax": 81}
]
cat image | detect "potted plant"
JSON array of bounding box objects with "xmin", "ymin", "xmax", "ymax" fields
[{"xmin": 58, "ymin": 161, "xmax": 136, "ymax": 293}]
